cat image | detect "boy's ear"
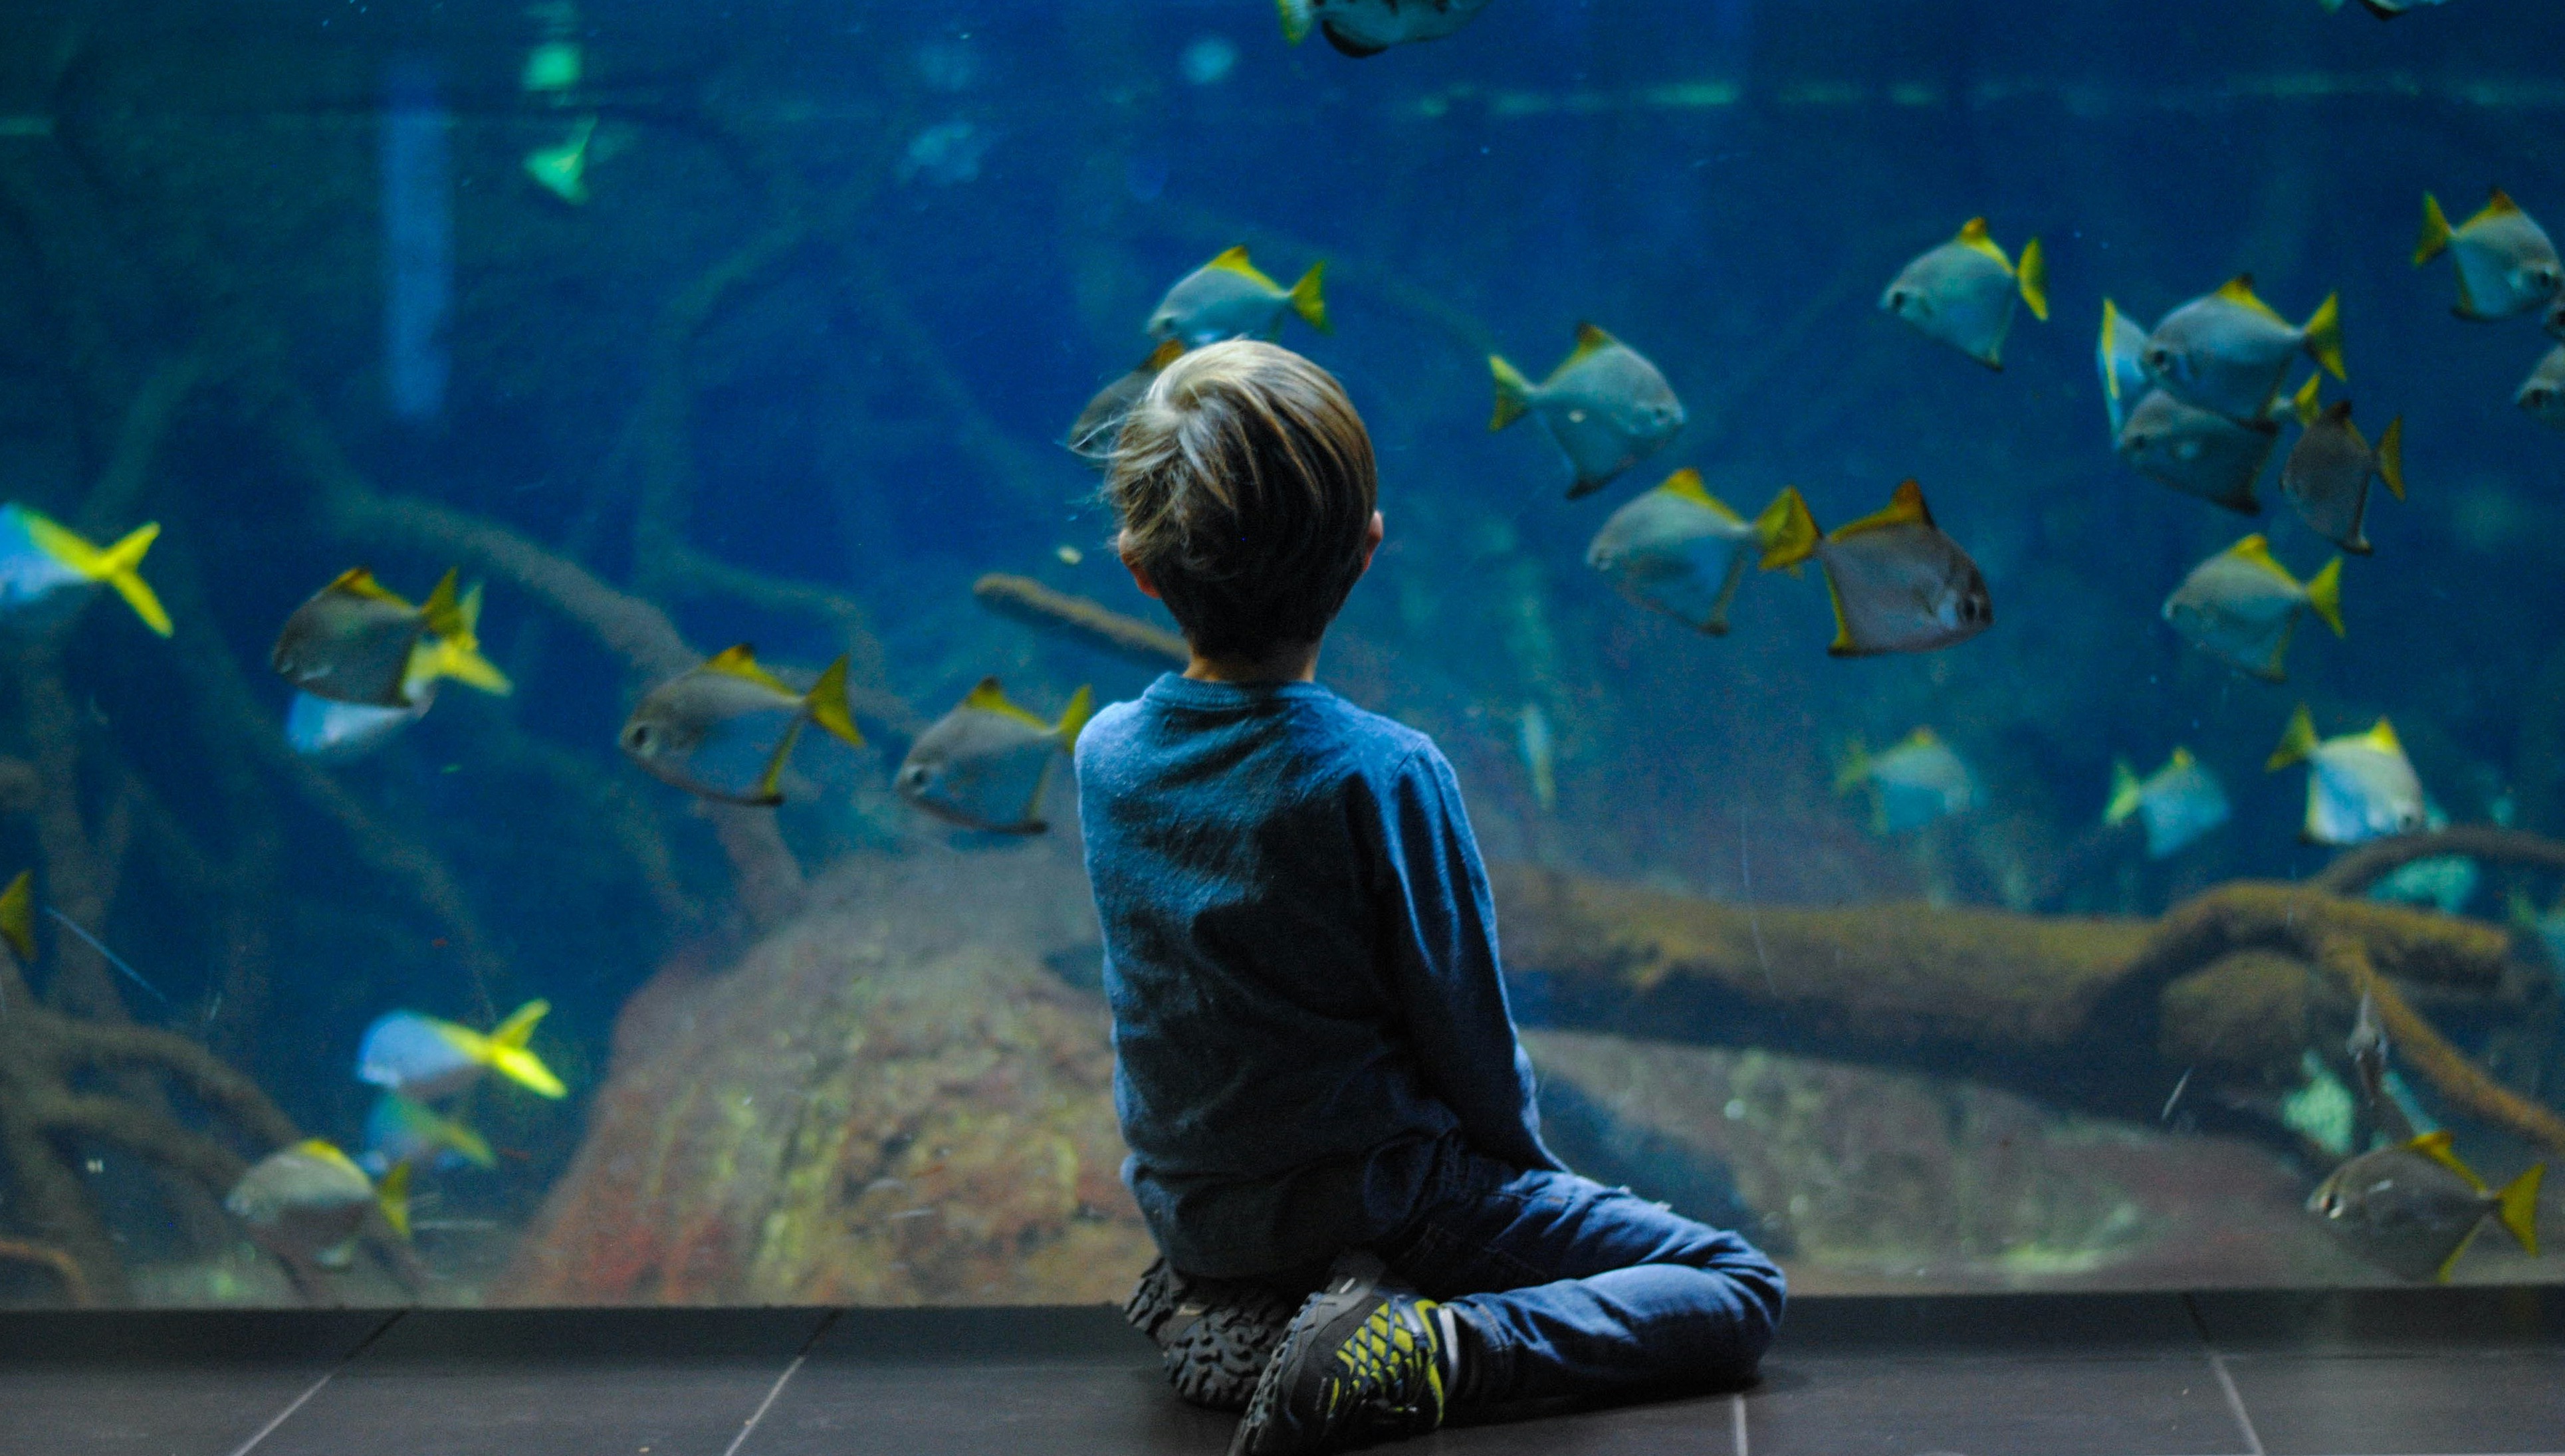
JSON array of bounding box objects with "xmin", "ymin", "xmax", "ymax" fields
[
  {"xmin": 1119, "ymin": 535, "xmax": 1165, "ymax": 601},
  {"xmin": 1355, "ymin": 510, "xmax": 1385, "ymax": 577}
]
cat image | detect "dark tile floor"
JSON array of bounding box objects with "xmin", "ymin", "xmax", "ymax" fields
[{"xmin": 0, "ymin": 1289, "xmax": 2558, "ymax": 1456}]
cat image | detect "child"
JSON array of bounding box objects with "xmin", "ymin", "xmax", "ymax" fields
[{"xmin": 1077, "ymin": 341, "xmax": 1784, "ymax": 1456}]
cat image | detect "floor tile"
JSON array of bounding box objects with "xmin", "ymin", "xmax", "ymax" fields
[
  {"xmin": 2193, "ymin": 1288, "xmax": 2565, "ymax": 1356},
  {"xmin": 1742, "ymin": 1354, "xmax": 2251, "ymax": 1456},
  {"xmin": 2224, "ymin": 1350, "xmax": 2565, "ymax": 1455},
  {"xmin": 0, "ymin": 1310, "xmax": 392, "ymax": 1456},
  {"xmin": 1777, "ymin": 1292, "xmax": 2203, "ymax": 1358}
]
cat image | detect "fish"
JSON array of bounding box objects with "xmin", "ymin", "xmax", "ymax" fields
[
  {"xmin": 2307, "ymin": 1130, "xmax": 2542, "ymax": 1283},
  {"xmin": 1879, "ymin": 217, "xmax": 2049, "ymax": 369},
  {"xmin": 524, "ymin": 114, "xmax": 596, "ymax": 204},
  {"xmin": 2548, "ymin": 293, "xmax": 2565, "ymax": 342},
  {"xmin": 226, "ymin": 1140, "xmax": 413, "ymax": 1262},
  {"xmin": 2097, "ymin": 299, "xmax": 2153, "ymax": 439},
  {"xmin": 1518, "ymin": 702, "xmax": 1556, "ymax": 813},
  {"xmin": 620, "ymin": 646, "xmax": 862, "ymax": 807},
  {"xmin": 1584, "ymin": 470, "xmax": 1803, "ymax": 635},
  {"xmin": 271, "ymin": 568, "xmax": 510, "ymax": 708},
  {"xmin": 1835, "ymin": 728, "xmax": 1975, "ymax": 834},
  {"xmin": 1490, "ymin": 323, "xmax": 1688, "ymax": 498},
  {"xmin": 896, "ymin": 678, "xmax": 1095, "ymax": 835},
  {"xmin": 2516, "ymin": 346, "xmax": 2565, "ymax": 431},
  {"xmin": 1759, "ymin": 480, "xmax": 1993, "ymax": 657},
  {"xmin": 286, "ymin": 688, "xmax": 432, "ymax": 762},
  {"xmin": 2413, "ymin": 188, "xmax": 2562, "ymax": 322},
  {"xmin": 362, "ymin": 1092, "xmax": 495, "ymax": 1175},
  {"xmin": 2281, "ymin": 377, "xmax": 2405, "ymax": 555},
  {"xmin": 2104, "ymin": 748, "xmax": 2230, "ymax": 859},
  {"xmin": 2114, "ymin": 387, "xmax": 2280, "ymax": 514},
  {"xmin": 2333, "ymin": 0, "xmax": 2453, "ymax": 16},
  {"xmin": 0, "ymin": 869, "xmax": 29, "ymax": 964},
  {"xmin": 2142, "ymin": 276, "xmax": 2346, "ymax": 423},
  {"xmin": 1145, "ymin": 247, "xmax": 1327, "ymax": 346},
  {"xmin": 2266, "ymin": 705, "xmax": 2428, "ymax": 845},
  {"xmin": 2161, "ymin": 536, "xmax": 2342, "ymax": 681},
  {"xmin": 356, "ymin": 999, "xmax": 566, "ymax": 1102},
  {"xmin": 2347, "ymin": 991, "xmax": 2390, "ymax": 1109},
  {"xmin": 1066, "ymin": 338, "xmax": 1186, "ymax": 467},
  {"xmin": 1276, "ymin": 0, "xmax": 1495, "ymax": 56},
  {"xmin": 0, "ymin": 504, "xmax": 171, "ymax": 637}
]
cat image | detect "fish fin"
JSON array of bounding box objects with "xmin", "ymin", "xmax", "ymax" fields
[
  {"xmin": 1821, "ymin": 573, "xmax": 1860, "ymax": 657},
  {"xmin": 1054, "ymin": 684, "xmax": 1097, "ymax": 749},
  {"xmin": 2408, "ymin": 1129, "xmax": 2487, "ymax": 1190},
  {"xmin": 0, "ymin": 870, "xmax": 28, "ymax": 964},
  {"xmin": 1901, "ymin": 726, "xmax": 1940, "ymax": 748},
  {"xmin": 2306, "ymin": 556, "xmax": 2346, "ymax": 637},
  {"xmin": 2495, "ymin": 1164, "xmax": 2544, "ymax": 1255},
  {"xmin": 1753, "ymin": 487, "xmax": 1820, "ymax": 570},
  {"xmin": 804, "ymin": 656, "xmax": 863, "ymax": 748},
  {"xmin": 1568, "ymin": 321, "xmax": 1617, "ymax": 363},
  {"xmin": 328, "ymin": 566, "xmax": 408, "ymax": 606},
  {"xmin": 376, "ymin": 1160, "xmax": 413, "ymax": 1240},
  {"xmin": 750, "ymin": 718, "xmax": 804, "ymax": 807},
  {"xmin": 2433, "ymin": 1223, "xmax": 2483, "ymax": 1283},
  {"xmin": 1657, "ymin": 468, "xmax": 1741, "ymax": 522},
  {"xmin": 2267, "ymin": 704, "xmax": 2320, "ymax": 772},
  {"xmin": 2215, "ymin": 274, "xmax": 2286, "ymax": 324},
  {"xmin": 1289, "ymin": 262, "xmax": 1329, "ymax": 334},
  {"xmin": 418, "ymin": 636, "xmax": 514, "ymax": 697},
  {"xmin": 1831, "ymin": 479, "xmax": 1934, "ymax": 540},
  {"xmin": 2414, "ymin": 192, "xmax": 2453, "ymax": 265},
  {"xmin": 2364, "ymin": 716, "xmax": 2403, "ymax": 755},
  {"xmin": 1205, "ymin": 245, "xmax": 1264, "ymax": 280},
  {"xmin": 1831, "ymin": 740, "xmax": 1870, "ymax": 796},
  {"xmin": 1144, "ymin": 338, "xmax": 1186, "ymax": 369},
  {"xmin": 1702, "ymin": 550, "xmax": 1747, "ymax": 635},
  {"xmin": 2105, "ymin": 758, "xmax": 2142, "ymax": 826},
  {"xmin": 2473, "ymin": 187, "xmax": 2524, "ymax": 225},
  {"xmin": 29, "ymin": 516, "xmax": 173, "ymax": 637},
  {"xmin": 1954, "ymin": 217, "xmax": 2007, "ymax": 264},
  {"xmin": 490, "ymin": 999, "xmax": 550, "ymax": 1051},
  {"xmin": 2377, "ymin": 416, "xmax": 2405, "ymax": 500},
  {"xmin": 2098, "ymin": 302, "xmax": 2127, "ymax": 399},
  {"xmin": 2016, "ymin": 237, "xmax": 2049, "ymax": 321},
  {"xmin": 443, "ymin": 1116, "xmax": 497, "ymax": 1170},
  {"xmin": 2292, "ymin": 373, "xmax": 2322, "ymax": 426},
  {"xmin": 418, "ymin": 569, "xmax": 463, "ymax": 638},
  {"xmin": 1488, "ymin": 355, "xmax": 1533, "ymax": 431},
  {"xmin": 963, "ymin": 676, "xmax": 1052, "ymax": 728},
  {"xmin": 1276, "ymin": 0, "xmax": 1313, "ymax": 43},
  {"xmin": 703, "ymin": 644, "xmax": 795, "ymax": 696},
  {"xmin": 1321, "ymin": 23, "xmax": 1388, "ymax": 56},
  {"xmin": 485, "ymin": 1040, "xmax": 567, "ymax": 1098},
  {"xmin": 2304, "ymin": 292, "xmax": 2348, "ymax": 381},
  {"xmin": 2170, "ymin": 746, "xmax": 2195, "ymax": 768}
]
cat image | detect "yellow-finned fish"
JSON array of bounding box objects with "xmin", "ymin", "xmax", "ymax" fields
[
  {"xmin": 2142, "ymin": 275, "xmax": 2346, "ymax": 423},
  {"xmin": 2097, "ymin": 299, "xmax": 2152, "ymax": 439},
  {"xmin": 1517, "ymin": 700, "xmax": 1556, "ymax": 813},
  {"xmin": 1146, "ymin": 247, "xmax": 1328, "ymax": 346},
  {"xmin": 524, "ymin": 114, "xmax": 596, "ymax": 205},
  {"xmin": 271, "ymin": 568, "xmax": 511, "ymax": 708},
  {"xmin": 2413, "ymin": 188, "xmax": 2562, "ymax": 322},
  {"xmin": 1276, "ymin": 0, "xmax": 1494, "ymax": 56},
  {"xmin": 2105, "ymin": 748, "xmax": 2229, "ymax": 860},
  {"xmin": 2516, "ymin": 345, "xmax": 2565, "ymax": 431},
  {"xmin": 1585, "ymin": 470, "xmax": 1803, "ymax": 636},
  {"xmin": 2281, "ymin": 377, "xmax": 2404, "ymax": 555},
  {"xmin": 0, "ymin": 869, "xmax": 30, "ymax": 964},
  {"xmin": 362, "ymin": 1091, "xmax": 496, "ymax": 1175},
  {"xmin": 1880, "ymin": 217, "xmax": 2049, "ymax": 370},
  {"xmin": 897, "ymin": 678, "xmax": 1093, "ymax": 835},
  {"xmin": 1066, "ymin": 338, "xmax": 1186, "ymax": 468},
  {"xmin": 2115, "ymin": 387, "xmax": 2279, "ymax": 515},
  {"xmin": 2266, "ymin": 704, "xmax": 2426, "ymax": 845},
  {"xmin": 358, "ymin": 998, "xmax": 566, "ymax": 1101},
  {"xmin": 226, "ymin": 1140, "xmax": 413, "ymax": 1262},
  {"xmin": 621, "ymin": 646, "xmax": 862, "ymax": 807},
  {"xmin": 2162, "ymin": 536, "xmax": 2342, "ymax": 682},
  {"xmin": 1490, "ymin": 323, "xmax": 1687, "ymax": 498},
  {"xmin": 1836, "ymin": 728, "xmax": 1975, "ymax": 834},
  {"xmin": 2308, "ymin": 1130, "xmax": 2542, "ymax": 1283},
  {"xmin": 0, "ymin": 504, "xmax": 171, "ymax": 637},
  {"xmin": 1760, "ymin": 481, "xmax": 1992, "ymax": 657}
]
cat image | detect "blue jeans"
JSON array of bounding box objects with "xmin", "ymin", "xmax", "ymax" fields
[{"xmin": 1375, "ymin": 1144, "xmax": 1786, "ymax": 1404}]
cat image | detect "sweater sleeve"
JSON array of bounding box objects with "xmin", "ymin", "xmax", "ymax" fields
[{"xmin": 1375, "ymin": 746, "xmax": 1562, "ymax": 1174}]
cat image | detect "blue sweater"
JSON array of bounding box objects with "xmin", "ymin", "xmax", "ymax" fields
[{"xmin": 1075, "ymin": 675, "xmax": 1557, "ymax": 1279}]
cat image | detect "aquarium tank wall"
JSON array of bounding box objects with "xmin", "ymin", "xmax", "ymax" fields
[{"xmin": 0, "ymin": 0, "xmax": 2558, "ymax": 1309}]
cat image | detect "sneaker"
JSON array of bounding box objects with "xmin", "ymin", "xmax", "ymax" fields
[
  {"xmin": 1228, "ymin": 1252, "xmax": 1453, "ymax": 1456},
  {"xmin": 1124, "ymin": 1257, "xmax": 1305, "ymax": 1411}
]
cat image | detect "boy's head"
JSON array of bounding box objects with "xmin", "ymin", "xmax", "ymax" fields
[{"xmin": 1105, "ymin": 341, "xmax": 1379, "ymax": 663}]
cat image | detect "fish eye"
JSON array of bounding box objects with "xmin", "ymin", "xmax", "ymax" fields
[
  {"xmin": 898, "ymin": 764, "xmax": 930, "ymax": 790},
  {"xmin": 623, "ymin": 724, "xmax": 654, "ymax": 753}
]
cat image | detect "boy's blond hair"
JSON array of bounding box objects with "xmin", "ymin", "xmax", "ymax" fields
[{"xmin": 1104, "ymin": 341, "xmax": 1377, "ymax": 659}]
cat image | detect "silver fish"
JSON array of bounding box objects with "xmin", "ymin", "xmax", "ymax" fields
[
  {"xmin": 1585, "ymin": 470, "xmax": 1798, "ymax": 635},
  {"xmin": 2348, "ymin": 991, "xmax": 2389, "ymax": 1110},
  {"xmin": 2516, "ymin": 345, "xmax": 2565, "ymax": 431},
  {"xmin": 2308, "ymin": 1132, "xmax": 2541, "ymax": 1283},
  {"xmin": 1145, "ymin": 247, "xmax": 1327, "ymax": 346},
  {"xmin": 2097, "ymin": 299, "xmax": 2152, "ymax": 439},
  {"xmin": 620, "ymin": 647, "xmax": 861, "ymax": 806},
  {"xmin": 2281, "ymin": 381, "xmax": 2405, "ymax": 555},
  {"xmin": 1066, "ymin": 338, "xmax": 1185, "ymax": 468},
  {"xmin": 2116, "ymin": 387, "xmax": 2279, "ymax": 514},
  {"xmin": 1880, "ymin": 217, "xmax": 2048, "ymax": 369},
  {"xmin": 2267, "ymin": 706, "xmax": 2426, "ymax": 845},
  {"xmin": 1277, "ymin": 0, "xmax": 1494, "ymax": 55},
  {"xmin": 286, "ymin": 687, "xmax": 431, "ymax": 762},
  {"xmin": 227, "ymin": 1140, "xmax": 410, "ymax": 1261},
  {"xmin": 2162, "ymin": 535, "xmax": 2342, "ymax": 681},
  {"xmin": 2104, "ymin": 748, "xmax": 2229, "ymax": 859},
  {"xmin": 2414, "ymin": 189, "xmax": 2562, "ymax": 322},
  {"xmin": 897, "ymin": 678, "xmax": 1093, "ymax": 835},
  {"xmin": 1490, "ymin": 323, "xmax": 1687, "ymax": 498},
  {"xmin": 2142, "ymin": 275, "xmax": 2346, "ymax": 423},
  {"xmin": 1837, "ymin": 728, "xmax": 1975, "ymax": 834},
  {"xmin": 1763, "ymin": 481, "xmax": 1992, "ymax": 657},
  {"xmin": 272, "ymin": 568, "xmax": 510, "ymax": 708}
]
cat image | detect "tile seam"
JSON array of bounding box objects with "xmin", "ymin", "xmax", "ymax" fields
[
  {"xmin": 721, "ymin": 1308, "xmax": 839, "ymax": 1456},
  {"xmin": 224, "ymin": 1309, "xmax": 406, "ymax": 1456}
]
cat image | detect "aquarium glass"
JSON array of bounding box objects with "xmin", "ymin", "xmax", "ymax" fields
[{"xmin": 0, "ymin": 0, "xmax": 2559, "ymax": 1310}]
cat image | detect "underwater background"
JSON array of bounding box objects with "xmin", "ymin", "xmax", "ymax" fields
[{"xmin": 0, "ymin": 0, "xmax": 2562, "ymax": 1306}]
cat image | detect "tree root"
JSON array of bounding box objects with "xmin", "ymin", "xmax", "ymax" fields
[
  {"xmin": 0, "ymin": 1237, "xmax": 91, "ymax": 1305},
  {"xmin": 973, "ymin": 573, "xmax": 1188, "ymax": 667}
]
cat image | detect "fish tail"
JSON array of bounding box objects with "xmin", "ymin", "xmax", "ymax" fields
[
  {"xmin": 2105, "ymin": 758, "xmax": 2142, "ymax": 826},
  {"xmin": 1831, "ymin": 740, "xmax": 1870, "ymax": 797},
  {"xmin": 2413, "ymin": 192, "xmax": 2452, "ymax": 266},
  {"xmin": 0, "ymin": 870, "xmax": 29, "ymax": 964},
  {"xmin": 2303, "ymin": 292, "xmax": 2348, "ymax": 381},
  {"xmin": 1055, "ymin": 684, "xmax": 1097, "ymax": 749},
  {"xmin": 1753, "ymin": 486, "xmax": 1821, "ymax": 570},
  {"xmin": 486, "ymin": 1042, "xmax": 567, "ymax": 1098},
  {"xmin": 417, "ymin": 573, "xmax": 513, "ymax": 695},
  {"xmin": 444, "ymin": 1114, "xmax": 497, "ymax": 1170},
  {"xmin": 2016, "ymin": 237, "xmax": 2049, "ymax": 322},
  {"xmin": 804, "ymin": 656, "xmax": 864, "ymax": 748},
  {"xmin": 422, "ymin": 636, "xmax": 515, "ymax": 696},
  {"xmin": 2292, "ymin": 373, "xmax": 2322, "ymax": 426},
  {"xmin": 377, "ymin": 1159, "xmax": 413, "ymax": 1240},
  {"xmin": 2495, "ymin": 1164, "xmax": 2544, "ymax": 1255},
  {"xmin": 2306, "ymin": 556, "xmax": 2346, "ymax": 637},
  {"xmin": 1276, "ymin": 0, "xmax": 1314, "ymax": 44},
  {"xmin": 32, "ymin": 516, "xmax": 173, "ymax": 637},
  {"xmin": 1288, "ymin": 262, "xmax": 1329, "ymax": 334},
  {"xmin": 1488, "ymin": 354, "xmax": 1533, "ymax": 430},
  {"xmin": 2377, "ymin": 416, "xmax": 2406, "ymax": 500},
  {"xmin": 491, "ymin": 998, "xmax": 550, "ymax": 1051},
  {"xmin": 2267, "ymin": 704, "xmax": 2320, "ymax": 772}
]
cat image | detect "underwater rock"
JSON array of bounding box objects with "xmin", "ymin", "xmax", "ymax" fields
[{"xmin": 506, "ymin": 845, "xmax": 1152, "ymax": 1304}]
